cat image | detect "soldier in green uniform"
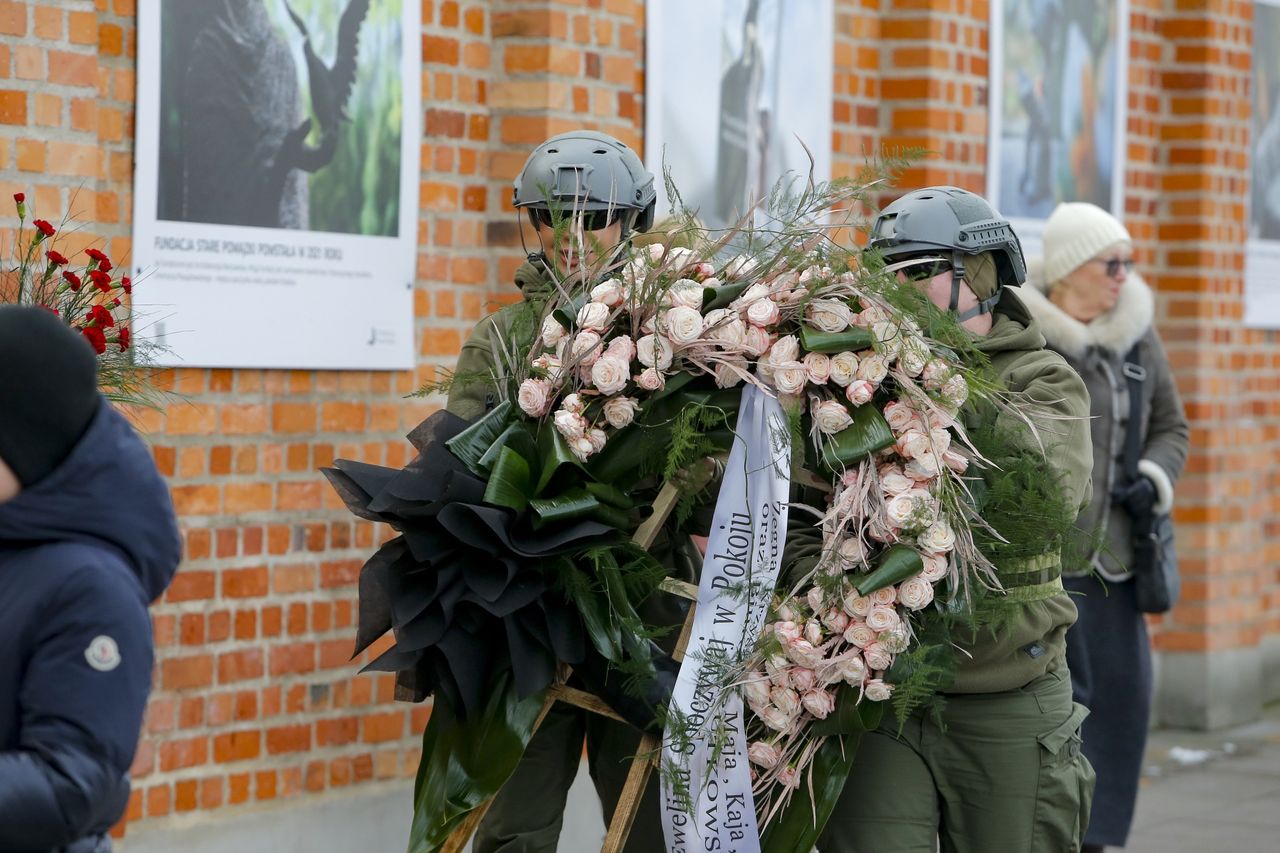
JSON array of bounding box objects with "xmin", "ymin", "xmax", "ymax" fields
[
  {"xmin": 448, "ymin": 130, "xmax": 693, "ymax": 853},
  {"xmin": 819, "ymin": 187, "xmax": 1097, "ymax": 853}
]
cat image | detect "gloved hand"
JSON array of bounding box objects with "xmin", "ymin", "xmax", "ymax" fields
[{"xmin": 1112, "ymin": 475, "xmax": 1157, "ymax": 519}]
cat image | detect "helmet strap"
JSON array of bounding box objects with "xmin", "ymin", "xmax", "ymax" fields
[{"xmin": 948, "ymin": 251, "xmax": 966, "ymax": 313}]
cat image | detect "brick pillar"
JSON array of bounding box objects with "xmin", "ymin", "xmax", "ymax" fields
[{"xmin": 1143, "ymin": 0, "xmax": 1269, "ymax": 729}]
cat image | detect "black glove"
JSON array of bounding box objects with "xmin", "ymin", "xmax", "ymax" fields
[
  {"xmin": 1112, "ymin": 475, "xmax": 1157, "ymax": 520},
  {"xmin": 574, "ymin": 641, "xmax": 681, "ymax": 734}
]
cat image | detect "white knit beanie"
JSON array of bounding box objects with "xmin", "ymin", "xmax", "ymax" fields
[{"xmin": 1042, "ymin": 202, "xmax": 1132, "ymax": 284}]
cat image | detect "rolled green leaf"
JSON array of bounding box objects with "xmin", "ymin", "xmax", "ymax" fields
[
  {"xmin": 702, "ymin": 280, "xmax": 752, "ymax": 311},
  {"xmin": 534, "ymin": 423, "xmax": 587, "ymax": 495},
  {"xmin": 477, "ymin": 423, "xmax": 539, "ymax": 479},
  {"xmin": 799, "ymin": 325, "xmax": 875, "ymax": 354},
  {"xmin": 854, "ymin": 544, "xmax": 925, "ymax": 597},
  {"xmin": 482, "ymin": 446, "xmax": 533, "ymax": 512},
  {"xmin": 446, "ymin": 401, "xmax": 515, "ymax": 476},
  {"xmin": 818, "ymin": 405, "xmax": 895, "ymax": 471},
  {"xmin": 552, "ymin": 293, "xmax": 590, "ymax": 331},
  {"xmin": 529, "ymin": 488, "xmax": 601, "ymax": 527},
  {"xmin": 585, "ymin": 481, "xmax": 634, "ymax": 510},
  {"xmin": 409, "ymin": 677, "xmax": 547, "ymax": 853}
]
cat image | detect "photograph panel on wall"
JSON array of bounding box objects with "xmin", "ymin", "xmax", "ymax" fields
[
  {"xmin": 644, "ymin": 0, "xmax": 834, "ymax": 232},
  {"xmin": 133, "ymin": 0, "xmax": 421, "ymax": 369},
  {"xmin": 987, "ymin": 0, "xmax": 1129, "ymax": 256},
  {"xmin": 1246, "ymin": 0, "xmax": 1280, "ymax": 326}
]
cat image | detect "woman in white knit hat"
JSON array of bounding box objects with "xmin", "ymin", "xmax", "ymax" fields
[{"xmin": 1019, "ymin": 202, "xmax": 1189, "ymax": 852}]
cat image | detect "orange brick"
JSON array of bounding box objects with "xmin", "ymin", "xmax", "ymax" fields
[
  {"xmin": 161, "ymin": 654, "xmax": 214, "ymax": 690},
  {"xmin": 99, "ymin": 22, "xmax": 123, "ymax": 55},
  {"xmin": 0, "ymin": 90, "xmax": 27, "ymax": 124},
  {"xmin": 272, "ymin": 402, "xmax": 317, "ymax": 433},
  {"xmin": 47, "ymin": 50, "xmax": 95, "ymax": 87},
  {"xmin": 362, "ymin": 711, "xmax": 406, "ymax": 743},
  {"xmin": 221, "ymin": 403, "xmax": 267, "ymax": 434},
  {"xmin": 174, "ymin": 780, "xmax": 198, "ymax": 813},
  {"xmin": 16, "ymin": 139, "xmax": 44, "ymax": 172},
  {"xmin": 272, "ymin": 563, "xmax": 316, "ymax": 594},
  {"xmin": 222, "ymin": 566, "xmax": 268, "ymax": 598},
  {"xmin": 224, "ymin": 482, "xmax": 272, "ymax": 514},
  {"xmin": 265, "ymin": 723, "xmax": 312, "ymax": 755},
  {"xmin": 46, "ymin": 141, "xmax": 99, "ymax": 178},
  {"xmin": 213, "ymin": 730, "xmax": 261, "ymax": 763},
  {"xmin": 0, "ymin": 2, "xmax": 26, "ymax": 36},
  {"xmin": 171, "ymin": 484, "xmax": 219, "ymax": 516},
  {"xmin": 146, "ymin": 784, "xmax": 170, "ymax": 818},
  {"xmin": 321, "ymin": 401, "xmax": 367, "ymax": 432}
]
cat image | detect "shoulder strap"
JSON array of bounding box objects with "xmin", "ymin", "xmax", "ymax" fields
[{"xmin": 1121, "ymin": 342, "xmax": 1146, "ymax": 481}]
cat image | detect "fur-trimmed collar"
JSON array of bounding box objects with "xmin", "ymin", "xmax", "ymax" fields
[{"xmin": 1018, "ymin": 257, "xmax": 1154, "ymax": 358}]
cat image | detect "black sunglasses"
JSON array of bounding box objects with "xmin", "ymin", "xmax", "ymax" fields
[
  {"xmin": 1097, "ymin": 257, "xmax": 1135, "ymax": 277},
  {"xmin": 897, "ymin": 256, "xmax": 954, "ymax": 281},
  {"xmin": 529, "ymin": 208, "xmax": 621, "ymax": 232}
]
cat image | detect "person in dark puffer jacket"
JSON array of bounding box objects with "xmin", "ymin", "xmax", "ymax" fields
[{"xmin": 0, "ymin": 306, "xmax": 181, "ymax": 853}]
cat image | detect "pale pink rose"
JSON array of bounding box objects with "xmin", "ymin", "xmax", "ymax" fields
[
  {"xmin": 804, "ymin": 351, "xmax": 832, "ymax": 384},
  {"xmin": 785, "ymin": 638, "xmax": 825, "ymax": 669},
  {"xmin": 645, "ymin": 243, "xmax": 666, "ymax": 263},
  {"xmin": 928, "ymin": 408, "xmax": 956, "ymax": 430},
  {"xmin": 791, "ymin": 668, "xmax": 818, "ymax": 694},
  {"xmin": 622, "ymin": 256, "xmax": 649, "ymax": 286},
  {"xmin": 883, "ymin": 400, "xmax": 915, "ymax": 433},
  {"xmin": 898, "ymin": 576, "xmax": 935, "ymax": 611},
  {"xmin": 866, "ymin": 605, "xmax": 901, "ymax": 633},
  {"xmin": 590, "ymin": 280, "xmax": 625, "ymax": 307},
  {"xmin": 662, "ymin": 306, "xmax": 705, "ymax": 344},
  {"xmin": 896, "ymin": 429, "xmax": 931, "ymax": 460},
  {"xmin": 569, "ymin": 434, "xmax": 595, "ymax": 461},
  {"xmin": 737, "ymin": 283, "xmax": 771, "ymax": 305},
  {"xmin": 532, "ymin": 354, "xmax": 566, "ymax": 383},
  {"xmin": 920, "ymin": 553, "xmax": 950, "ymax": 582},
  {"xmin": 541, "ymin": 316, "xmax": 568, "ymax": 348},
  {"xmin": 666, "ymin": 279, "xmax": 704, "ymax": 310},
  {"xmin": 770, "ymin": 686, "xmax": 802, "ymax": 717},
  {"xmin": 777, "ymin": 766, "xmax": 801, "ymax": 790},
  {"xmin": 940, "ymin": 373, "xmax": 969, "ymax": 407},
  {"xmin": 802, "ymin": 689, "xmax": 837, "ymax": 720},
  {"xmin": 766, "ymin": 334, "xmax": 801, "ymax": 364},
  {"xmin": 928, "ymin": 428, "xmax": 952, "ymax": 456},
  {"xmin": 639, "ymin": 313, "xmax": 657, "ymax": 335},
  {"xmin": 772, "ymin": 361, "xmax": 809, "ymax": 396},
  {"xmin": 748, "ymin": 741, "xmax": 782, "ymax": 769},
  {"xmin": 885, "ymin": 492, "xmax": 919, "ymax": 527},
  {"xmin": 878, "ymin": 624, "xmax": 911, "ymax": 654},
  {"xmin": 743, "ymin": 325, "xmax": 772, "ymax": 356},
  {"xmin": 605, "ymin": 334, "xmax": 636, "ymax": 363},
  {"xmin": 843, "ymin": 592, "xmax": 873, "ymax": 619},
  {"xmin": 845, "ymin": 379, "xmax": 875, "ymax": 406},
  {"xmin": 870, "ymin": 586, "xmax": 897, "ymax": 607},
  {"xmin": 714, "ymin": 359, "xmax": 748, "ymax": 388},
  {"xmin": 744, "ymin": 674, "xmax": 772, "ymax": 708},
  {"xmin": 804, "ymin": 620, "xmax": 824, "ymax": 645},
  {"xmin": 553, "ymin": 409, "xmax": 587, "ymax": 440},
  {"xmin": 587, "ymin": 428, "xmax": 607, "ymax": 454},
  {"xmin": 665, "ymin": 246, "xmax": 694, "ymax": 272},
  {"xmin": 871, "ymin": 321, "xmax": 901, "ymax": 357},
  {"xmin": 693, "ymin": 263, "xmax": 716, "ymax": 281},
  {"xmin": 804, "ymin": 587, "xmax": 824, "ymax": 612},
  {"xmin": 899, "ymin": 335, "xmax": 930, "ymax": 377},
  {"xmin": 773, "ymin": 621, "xmax": 802, "ymax": 644},
  {"xmin": 602, "ymin": 396, "xmax": 640, "ymax": 429},
  {"xmin": 905, "ymin": 454, "xmax": 940, "ymax": 480},
  {"xmin": 843, "ymin": 622, "xmax": 877, "ymax": 649},
  {"xmin": 758, "ymin": 705, "xmax": 797, "ymax": 734},
  {"xmin": 838, "ymin": 537, "xmax": 867, "ymax": 568},
  {"xmin": 747, "ymin": 297, "xmax": 783, "ymax": 326},
  {"xmin": 863, "ymin": 642, "xmax": 893, "ymax": 672},
  {"xmin": 879, "ymin": 464, "xmax": 915, "ymax": 495},
  {"xmin": 561, "ymin": 393, "xmax": 586, "ymax": 414},
  {"xmin": 765, "ymin": 656, "xmax": 791, "ymax": 689},
  {"xmin": 577, "ymin": 301, "xmax": 611, "ymax": 332},
  {"xmin": 859, "ymin": 306, "xmax": 889, "ymax": 326},
  {"xmin": 867, "ymin": 519, "xmax": 901, "ymax": 544},
  {"xmin": 635, "ymin": 334, "xmax": 673, "ymax": 370},
  {"xmin": 724, "ymin": 255, "xmax": 758, "ymax": 280},
  {"xmin": 922, "ymin": 358, "xmax": 953, "ymax": 391},
  {"xmin": 517, "ymin": 378, "xmax": 553, "ymax": 417},
  {"xmin": 828, "ymin": 352, "xmax": 859, "ymax": 387},
  {"xmin": 590, "ymin": 356, "xmax": 630, "ymax": 396},
  {"xmin": 806, "ymin": 299, "xmax": 855, "ymax": 333},
  {"xmin": 920, "ymin": 520, "xmax": 956, "ymax": 553},
  {"xmin": 777, "ymin": 602, "xmax": 799, "ymax": 623},
  {"xmin": 837, "ymin": 654, "xmax": 868, "ymax": 685},
  {"xmin": 821, "ymin": 608, "xmax": 850, "ymax": 635},
  {"xmin": 864, "ymin": 679, "xmax": 894, "ymax": 702},
  {"xmin": 635, "ymin": 367, "xmax": 665, "ymax": 391},
  {"xmin": 857, "ymin": 353, "xmax": 890, "ymax": 384},
  {"xmin": 570, "ymin": 330, "xmax": 603, "ymax": 366},
  {"xmin": 705, "ymin": 311, "xmax": 747, "ymax": 346},
  {"xmin": 942, "ymin": 448, "xmax": 969, "ymax": 473},
  {"xmin": 813, "ymin": 399, "xmax": 853, "ymax": 435}
]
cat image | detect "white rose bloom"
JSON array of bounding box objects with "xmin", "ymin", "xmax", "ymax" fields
[
  {"xmin": 821, "ymin": 608, "xmax": 850, "ymax": 634},
  {"xmin": 663, "ymin": 305, "xmax": 705, "ymax": 344},
  {"xmin": 605, "ymin": 334, "xmax": 636, "ymax": 363},
  {"xmin": 838, "ymin": 536, "xmax": 867, "ymax": 568},
  {"xmin": 885, "ymin": 492, "xmax": 920, "ymax": 527},
  {"xmin": 857, "ymin": 353, "xmax": 890, "ymax": 385},
  {"xmin": 806, "ymin": 299, "xmax": 855, "ymax": 333},
  {"xmin": 665, "ymin": 246, "xmax": 694, "ymax": 272},
  {"xmin": 772, "ymin": 361, "xmax": 809, "ymax": 396},
  {"xmin": 866, "ymin": 605, "xmax": 901, "ymax": 633},
  {"xmin": 590, "ymin": 356, "xmax": 630, "ymax": 396},
  {"xmin": 942, "ymin": 448, "xmax": 969, "ymax": 473},
  {"xmin": 801, "ymin": 689, "xmax": 837, "ymax": 720},
  {"xmin": 758, "ymin": 705, "xmax": 798, "ymax": 734},
  {"xmin": 842, "ymin": 592, "xmax": 873, "ymax": 618},
  {"xmin": 843, "ymin": 622, "xmax": 877, "ymax": 648},
  {"xmin": 770, "ymin": 686, "xmax": 802, "ymax": 718},
  {"xmin": 531, "ymin": 355, "xmax": 566, "ymax": 383},
  {"xmin": 561, "ymin": 393, "xmax": 586, "ymax": 414},
  {"xmin": 926, "ymin": 428, "xmax": 952, "ymax": 457},
  {"xmin": 878, "ymin": 624, "xmax": 911, "ymax": 654},
  {"xmin": 882, "ymin": 400, "xmax": 915, "ymax": 432},
  {"xmin": 880, "ymin": 465, "xmax": 915, "ymax": 495},
  {"xmin": 896, "ymin": 429, "xmax": 932, "ymax": 460},
  {"xmin": 569, "ymin": 435, "xmax": 595, "ymax": 461},
  {"xmin": 577, "ymin": 301, "xmax": 611, "ymax": 332},
  {"xmin": 743, "ymin": 674, "xmax": 772, "ymax": 709},
  {"xmin": 870, "ymin": 586, "xmax": 897, "ymax": 607},
  {"xmin": 635, "ymin": 334, "xmax": 673, "ymax": 370},
  {"xmin": 590, "ymin": 280, "xmax": 625, "ymax": 308},
  {"xmin": 541, "ymin": 316, "xmax": 568, "ymax": 348},
  {"xmin": 940, "ymin": 373, "xmax": 969, "ymax": 407},
  {"xmin": 813, "ymin": 399, "xmax": 854, "ymax": 435},
  {"xmin": 863, "ymin": 642, "xmax": 893, "ymax": 672},
  {"xmin": 828, "ymin": 352, "xmax": 859, "ymax": 387},
  {"xmin": 804, "ymin": 352, "xmax": 832, "ymax": 384},
  {"xmin": 922, "ymin": 358, "xmax": 953, "ymax": 391},
  {"xmin": 920, "ymin": 553, "xmax": 950, "ymax": 582},
  {"xmin": 871, "ymin": 321, "xmax": 901, "ymax": 356},
  {"xmin": 570, "ymin": 330, "xmax": 603, "ymax": 366},
  {"xmin": 898, "ymin": 576, "xmax": 935, "ymax": 611},
  {"xmin": 667, "ymin": 279, "xmax": 704, "ymax": 310},
  {"xmin": 635, "ymin": 367, "xmax": 665, "ymax": 391},
  {"xmin": 805, "ymin": 587, "xmax": 825, "ymax": 612},
  {"xmin": 838, "ymin": 654, "xmax": 868, "ymax": 685},
  {"xmin": 804, "ymin": 620, "xmax": 824, "ymax": 645},
  {"xmin": 920, "ymin": 519, "xmax": 956, "ymax": 553},
  {"xmin": 724, "ymin": 255, "xmax": 759, "ymax": 280},
  {"xmin": 553, "ymin": 410, "xmax": 587, "ymax": 440},
  {"xmin": 714, "ymin": 359, "xmax": 747, "ymax": 389},
  {"xmin": 516, "ymin": 378, "xmax": 552, "ymax": 417},
  {"xmin": 899, "ymin": 334, "xmax": 930, "ymax": 377},
  {"xmin": 603, "ymin": 396, "xmax": 640, "ymax": 429},
  {"xmin": 748, "ymin": 741, "xmax": 782, "ymax": 769},
  {"xmin": 864, "ymin": 678, "xmax": 894, "ymax": 701},
  {"xmin": 763, "ymin": 334, "xmax": 798, "ymax": 365},
  {"xmin": 586, "ymin": 427, "xmax": 608, "ymax": 454},
  {"xmin": 639, "ymin": 313, "xmax": 657, "ymax": 335},
  {"xmin": 704, "ymin": 309, "xmax": 746, "ymax": 346},
  {"xmin": 694, "ymin": 265, "xmax": 717, "ymax": 283},
  {"xmin": 845, "ymin": 379, "xmax": 875, "ymax": 406},
  {"xmin": 741, "ymin": 325, "xmax": 771, "ymax": 357},
  {"xmin": 746, "ymin": 297, "xmax": 781, "ymax": 327},
  {"xmin": 785, "ymin": 638, "xmax": 825, "ymax": 670}
]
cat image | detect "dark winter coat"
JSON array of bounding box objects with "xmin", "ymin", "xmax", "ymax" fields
[
  {"xmin": 0, "ymin": 401, "xmax": 181, "ymax": 852},
  {"xmin": 1019, "ymin": 260, "xmax": 1190, "ymax": 580}
]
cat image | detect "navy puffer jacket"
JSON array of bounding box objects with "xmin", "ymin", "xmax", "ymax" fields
[{"xmin": 0, "ymin": 400, "xmax": 180, "ymax": 852}]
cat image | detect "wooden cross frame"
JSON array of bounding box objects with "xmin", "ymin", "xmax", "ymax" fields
[{"xmin": 441, "ymin": 483, "xmax": 697, "ymax": 853}]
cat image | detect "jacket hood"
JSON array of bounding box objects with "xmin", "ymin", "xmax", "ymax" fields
[
  {"xmin": 972, "ymin": 289, "xmax": 1049, "ymax": 358},
  {"xmin": 0, "ymin": 400, "xmax": 181, "ymax": 601},
  {"xmin": 1020, "ymin": 256, "xmax": 1155, "ymax": 358}
]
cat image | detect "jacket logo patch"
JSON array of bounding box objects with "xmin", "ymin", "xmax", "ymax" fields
[{"xmin": 85, "ymin": 635, "xmax": 122, "ymax": 672}]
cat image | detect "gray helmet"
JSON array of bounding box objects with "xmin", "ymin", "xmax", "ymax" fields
[
  {"xmin": 868, "ymin": 186, "xmax": 1025, "ymax": 318},
  {"xmin": 513, "ymin": 130, "xmax": 656, "ymax": 234}
]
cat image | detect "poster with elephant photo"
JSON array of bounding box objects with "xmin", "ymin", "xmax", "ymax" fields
[
  {"xmin": 1246, "ymin": 0, "xmax": 1280, "ymax": 326},
  {"xmin": 132, "ymin": 0, "xmax": 420, "ymax": 369},
  {"xmin": 644, "ymin": 0, "xmax": 834, "ymax": 231},
  {"xmin": 986, "ymin": 0, "xmax": 1128, "ymax": 256}
]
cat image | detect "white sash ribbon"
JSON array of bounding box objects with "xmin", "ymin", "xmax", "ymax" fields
[{"xmin": 659, "ymin": 384, "xmax": 792, "ymax": 853}]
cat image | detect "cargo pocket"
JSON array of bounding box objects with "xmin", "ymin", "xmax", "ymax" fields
[{"xmin": 1032, "ymin": 702, "xmax": 1095, "ymax": 853}]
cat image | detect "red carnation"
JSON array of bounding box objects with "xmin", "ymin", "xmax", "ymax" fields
[
  {"xmin": 120, "ymin": 276, "xmax": 132, "ymax": 295},
  {"xmin": 13, "ymin": 192, "xmax": 25, "ymax": 204},
  {"xmin": 61, "ymin": 270, "xmax": 82, "ymax": 291},
  {"xmin": 45, "ymin": 249, "xmax": 69, "ymax": 267},
  {"xmin": 81, "ymin": 325, "xmax": 107, "ymax": 354},
  {"xmin": 89, "ymin": 269, "xmax": 113, "ymax": 294},
  {"xmin": 87, "ymin": 304, "xmax": 115, "ymax": 328},
  {"xmin": 85, "ymin": 248, "xmax": 112, "ymax": 272},
  {"xmin": 116, "ymin": 327, "xmax": 131, "ymax": 352},
  {"xmin": 32, "ymin": 219, "xmax": 55, "ymax": 238}
]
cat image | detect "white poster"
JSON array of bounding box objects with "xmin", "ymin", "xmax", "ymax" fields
[
  {"xmin": 986, "ymin": 0, "xmax": 1129, "ymax": 257},
  {"xmin": 132, "ymin": 0, "xmax": 420, "ymax": 369},
  {"xmin": 1247, "ymin": 0, "xmax": 1280, "ymax": 327},
  {"xmin": 645, "ymin": 0, "xmax": 834, "ymax": 231}
]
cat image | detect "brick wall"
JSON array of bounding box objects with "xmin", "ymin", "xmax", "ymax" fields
[{"xmin": 0, "ymin": 0, "xmax": 1276, "ymax": 842}]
